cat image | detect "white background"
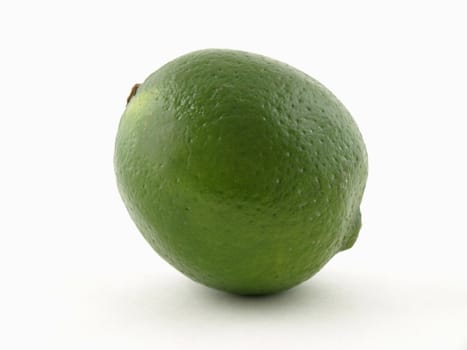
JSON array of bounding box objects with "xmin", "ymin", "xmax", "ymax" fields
[{"xmin": 1, "ymin": 1, "xmax": 466, "ymax": 349}]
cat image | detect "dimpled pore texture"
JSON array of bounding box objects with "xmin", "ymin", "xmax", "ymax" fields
[{"xmin": 114, "ymin": 49, "xmax": 368, "ymax": 295}]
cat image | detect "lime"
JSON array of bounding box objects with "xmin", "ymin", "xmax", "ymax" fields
[{"xmin": 114, "ymin": 49, "xmax": 368, "ymax": 295}]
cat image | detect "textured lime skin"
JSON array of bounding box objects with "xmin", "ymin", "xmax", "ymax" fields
[{"xmin": 114, "ymin": 49, "xmax": 368, "ymax": 295}]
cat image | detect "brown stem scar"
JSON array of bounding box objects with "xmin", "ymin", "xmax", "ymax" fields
[{"xmin": 127, "ymin": 83, "xmax": 141, "ymax": 104}]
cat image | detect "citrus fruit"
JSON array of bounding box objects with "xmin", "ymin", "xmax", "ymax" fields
[{"xmin": 114, "ymin": 49, "xmax": 368, "ymax": 295}]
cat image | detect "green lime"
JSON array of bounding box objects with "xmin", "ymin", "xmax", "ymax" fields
[{"xmin": 114, "ymin": 49, "xmax": 368, "ymax": 295}]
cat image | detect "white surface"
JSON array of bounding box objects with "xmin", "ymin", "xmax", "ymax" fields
[{"xmin": 1, "ymin": 1, "xmax": 466, "ymax": 349}]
